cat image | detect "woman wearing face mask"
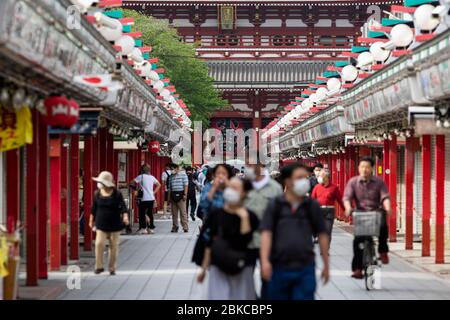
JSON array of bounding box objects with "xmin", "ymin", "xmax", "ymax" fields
[
  {"xmin": 197, "ymin": 177, "xmax": 259, "ymax": 300},
  {"xmin": 90, "ymin": 171, "xmax": 129, "ymax": 275},
  {"xmin": 198, "ymin": 164, "xmax": 234, "ymax": 219}
]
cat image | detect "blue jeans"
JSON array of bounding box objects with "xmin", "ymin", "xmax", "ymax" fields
[{"xmin": 268, "ymin": 264, "xmax": 316, "ymax": 300}]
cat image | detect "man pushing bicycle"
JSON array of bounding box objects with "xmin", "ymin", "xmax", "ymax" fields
[{"xmin": 343, "ymin": 156, "xmax": 391, "ymax": 279}]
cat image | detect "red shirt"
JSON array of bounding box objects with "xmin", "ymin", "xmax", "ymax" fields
[{"xmin": 311, "ymin": 182, "xmax": 345, "ymax": 209}]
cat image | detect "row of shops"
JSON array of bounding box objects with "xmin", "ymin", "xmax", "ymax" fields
[
  {"xmin": 0, "ymin": 0, "xmax": 183, "ymax": 297},
  {"xmin": 277, "ymin": 25, "xmax": 450, "ymax": 263}
]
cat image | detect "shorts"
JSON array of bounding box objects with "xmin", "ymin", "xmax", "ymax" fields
[{"xmin": 164, "ymin": 190, "xmax": 169, "ymax": 201}]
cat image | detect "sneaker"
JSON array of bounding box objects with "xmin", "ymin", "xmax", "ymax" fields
[
  {"xmin": 190, "ymin": 214, "xmax": 196, "ymax": 221},
  {"xmin": 184, "ymin": 229, "xmax": 189, "ymax": 233},
  {"xmin": 380, "ymin": 252, "xmax": 389, "ymax": 264},
  {"xmin": 110, "ymin": 271, "xmax": 116, "ymax": 276},
  {"xmin": 148, "ymin": 229, "xmax": 155, "ymax": 234},
  {"xmin": 351, "ymin": 269, "xmax": 364, "ymax": 279},
  {"xmin": 94, "ymin": 268, "xmax": 104, "ymax": 274},
  {"xmin": 139, "ymin": 229, "xmax": 149, "ymax": 235},
  {"xmin": 171, "ymin": 228, "xmax": 178, "ymax": 233}
]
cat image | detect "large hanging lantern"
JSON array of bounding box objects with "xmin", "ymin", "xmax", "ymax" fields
[
  {"xmin": 149, "ymin": 140, "xmax": 160, "ymax": 153},
  {"xmin": 96, "ymin": 14, "xmax": 123, "ymax": 42},
  {"xmin": 326, "ymin": 77, "xmax": 341, "ymax": 91},
  {"xmin": 390, "ymin": 24, "xmax": 414, "ymax": 48},
  {"xmin": 341, "ymin": 65, "xmax": 358, "ymax": 82},
  {"xmin": 414, "ymin": 4, "xmax": 441, "ymax": 32},
  {"xmin": 115, "ymin": 35, "xmax": 135, "ymax": 56},
  {"xmin": 42, "ymin": 96, "xmax": 79, "ymax": 128},
  {"xmin": 370, "ymin": 41, "xmax": 390, "ymax": 63}
]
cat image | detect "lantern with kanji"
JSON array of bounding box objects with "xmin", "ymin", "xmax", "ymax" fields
[
  {"xmin": 42, "ymin": 96, "xmax": 80, "ymax": 128},
  {"xmin": 149, "ymin": 140, "xmax": 160, "ymax": 153}
]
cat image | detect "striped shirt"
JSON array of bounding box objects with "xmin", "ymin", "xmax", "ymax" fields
[{"xmin": 169, "ymin": 171, "xmax": 189, "ymax": 192}]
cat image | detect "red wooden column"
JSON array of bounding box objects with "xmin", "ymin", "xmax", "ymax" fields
[
  {"xmin": 383, "ymin": 139, "xmax": 390, "ymax": 189},
  {"xmin": 405, "ymin": 136, "xmax": 415, "ymax": 250},
  {"xmin": 5, "ymin": 149, "xmax": 20, "ymax": 232},
  {"xmin": 435, "ymin": 135, "xmax": 445, "ymax": 264},
  {"xmin": 38, "ymin": 115, "xmax": 49, "ymax": 279},
  {"xmin": 338, "ymin": 152, "xmax": 345, "ymax": 220},
  {"xmin": 92, "ymin": 133, "xmax": 100, "ymax": 177},
  {"xmin": 98, "ymin": 128, "xmax": 107, "ymax": 172},
  {"xmin": 25, "ymin": 110, "xmax": 39, "ymax": 286},
  {"xmin": 348, "ymin": 146, "xmax": 356, "ymax": 178},
  {"xmin": 421, "ymin": 135, "xmax": 431, "ymax": 257},
  {"xmin": 49, "ymin": 137, "xmax": 62, "ymax": 270},
  {"xmin": 83, "ymin": 136, "xmax": 93, "ymax": 251},
  {"xmin": 69, "ymin": 134, "xmax": 80, "ymax": 260},
  {"xmin": 60, "ymin": 137, "xmax": 69, "ymax": 266},
  {"xmin": 388, "ymin": 136, "xmax": 397, "ymax": 242},
  {"xmin": 107, "ymin": 132, "xmax": 114, "ymax": 175},
  {"xmin": 113, "ymin": 149, "xmax": 119, "ymax": 182},
  {"xmin": 331, "ymin": 154, "xmax": 337, "ymax": 185}
]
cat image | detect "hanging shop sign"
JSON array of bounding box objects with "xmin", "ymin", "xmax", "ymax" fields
[{"xmin": 0, "ymin": 105, "xmax": 32, "ymax": 152}]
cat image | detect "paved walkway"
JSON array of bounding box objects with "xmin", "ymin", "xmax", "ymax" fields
[{"xmin": 54, "ymin": 219, "xmax": 450, "ymax": 300}]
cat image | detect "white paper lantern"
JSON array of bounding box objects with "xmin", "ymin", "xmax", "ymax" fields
[
  {"xmin": 326, "ymin": 77, "xmax": 341, "ymax": 91},
  {"xmin": 148, "ymin": 71, "xmax": 160, "ymax": 81},
  {"xmin": 138, "ymin": 61, "xmax": 152, "ymax": 77},
  {"xmin": 390, "ymin": 24, "xmax": 414, "ymax": 48},
  {"xmin": 370, "ymin": 41, "xmax": 390, "ymax": 62},
  {"xmin": 309, "ymin": 93, "xmax": 319, "ymax": 104},
  {"xmin": 153, "ymin": 81, "xmax": 164, "ymax": 91},
  {"xmin": 341, "ymin": 65, "xmax": 358, "ymax": 82},
  {"xmin": 357, "ymin": 51, "xmax": 374, "ymax": 68},
  {"xmin": 97, "ymin": 18, "xmax": 123, "ymax": 42},
  {"xmin": 316, "ymin": 87, "xmax": 328, "ymax": 100},
  {"xmin": 115, "ymin": 35, "xmax": 135, "ymax": 56},
  {"xmin": 130, "ymin": 48, "xmax": 143, "ymax": 63},
  {"xmin": 414, "ymin": 4, "xmax": 440, "ymax": 32},
  {"xmin": 301, "ymin": 98, "xmax": 312, "ymax": 109}
]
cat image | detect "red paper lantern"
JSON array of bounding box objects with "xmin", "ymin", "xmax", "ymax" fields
[
  {"xmin": 43, "ymin": 96, "xmax": 79, "ymax": 128},
  {"xmin": 149, "ymin": 140, "xmax": 160, "ymax": 153}
]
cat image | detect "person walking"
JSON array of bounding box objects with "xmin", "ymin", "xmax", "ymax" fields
[
  {"xmin": 243, "ymin": 162, "xmax": 283, "ymax": 299},
  {"xmin": 161, "ymin": 163, "xmax": 173, "ymax": 215},
  {"xmin": 168, "ymin": 164, "xmax": 189, "ymax": 233},
  {"xmin": 343, "ymin": 156, "xmax": 391, "ymax": 279},
  {"xmin": 311, "ymin": 168, "xmax": 345, "ymax": 246},
  {"xmin": 90, "ymin": 171, "xmax": 129, "ymax": 275},
  {"xmin": 186, "ymin": 166, "xmax": 199, "ymax": 222},
  {"xmin": 132, "ymin": 164, "xmax": 161, "ymax": 235},
  {"xmin": 199, "ymin": 164, "xmax": 234, "ymax": 219},
  {"xmin": 309, "ymin": 163, "xmax": 324, "ymax": 191},
  {"xmin": 197, "ymin": 177, "xmax": 259, "ymax": 300},
  {"xmin": 260, "ymin": 163, "xmax": 330, "ymax": 300}
]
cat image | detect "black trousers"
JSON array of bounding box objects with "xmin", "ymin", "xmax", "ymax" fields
[
  {"xmin": 321, "ymin": 207, "xmax": 335, "ymax": 244},
  {"xmin": 138, "ymin": 200, "xmax": 155, "ymax": 230},
  {"xmin": 186, "ymin": 196, "xmax": 197, "ymax": 216},
  {"xmin": 352, "ymin": 212, "xmax": 389, "ymax": 271}
]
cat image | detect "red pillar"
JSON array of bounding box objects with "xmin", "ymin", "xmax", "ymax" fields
[
  {"xmin": 113, "ymin": 149, "xmax": 119, "ymax": 183},
  {"xmin": 49, "ymin": 137, "xmax": 62, "ymax": 270},
  {"xmin": 388, "ymin": 136, "xmax": 397, "ymax": 242},
  {"xmin": 405, "ymin": 136, "xmax": 415, "ymax": 250},
  {"xmin": 60, "ymin": 137, "xmax": 69, "ymax": 265},
  {"xmin": 70, "ymin": 135, "xmax": 80, "ymax": 261},
  {"xmin": 338, "ymin": 152, "xmax": 345, "ymax": 220},
  {"xmin": 331, "ymin": 154, "xmax": 337, "ymax": 185},
  {"xmin": 383, "ymin": 139, "xmax": 390, "ymax": 189},
  {"xmin": 5, "ymin": 150, "xmax": 20, "ymax": 232},
  {"xmin": 435, "ymin": 135, "xmax": 445, "ymax": 264},
  {"xmin": 83, "ymin": 136, "xmax": 93, "ymax": 251},
  {"xmin": 107, "ymin": 132, "xmax": 114, "ymax": 175},
  {"xmin": 38, "ymin": 115, "xmax": 48, "ymax": 279},
  {"xmin": 25, "ymin": 110, "xmax": 39, "ymax": 286},
  {"xmin": 99, "ymin": 128, "xmax": 107, "ymax": 172},
  {"xmin": 421, "ymin": 135, "xmax": 431, "ymax": 257}
]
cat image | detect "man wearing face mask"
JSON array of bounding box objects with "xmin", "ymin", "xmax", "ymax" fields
[
  {"xmin": 243, "ymin": 162, "xmax": 283, "ymax": 299},
  {"xmin": 309, "ymin": 163, "xmax": 324, "ymax": 192},
  {"xmin": 311, "ymin": 169, "xmax": 344, "ymax": 247},
  {"xmin": 260, "ymin": 163, "xmax": 330, "ymax": 300}
]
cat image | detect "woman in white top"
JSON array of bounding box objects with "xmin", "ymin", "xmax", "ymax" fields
[{"xmin": 132, "ymin": 164, "xmax": 161, "ymax": 234}]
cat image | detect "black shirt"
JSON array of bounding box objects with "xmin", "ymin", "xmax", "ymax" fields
[
  {"xmin": 92, "ymin": 189, "xmax": 128, "ymax": 232},
  {"xmin": 204, "ymin": 207, "xmax": 259, "ymax": 265},
  {"xmin": 260, "ymin": 196, "xmax": 326, "ymax": 269}
]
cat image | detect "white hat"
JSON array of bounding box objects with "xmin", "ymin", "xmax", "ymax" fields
[{"xmin": 92, "ymin": 171, "xmax": 115, "ymax": 187}]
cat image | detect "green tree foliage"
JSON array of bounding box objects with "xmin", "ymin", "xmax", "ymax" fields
[{"xmin": 123, "ymin": 9, "xmax": 227, "ymax": 126}]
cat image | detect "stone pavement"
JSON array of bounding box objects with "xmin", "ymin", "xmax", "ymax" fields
[{"xmin": 52, "ymin": 219, "xmax": 450, "ymax": 300}]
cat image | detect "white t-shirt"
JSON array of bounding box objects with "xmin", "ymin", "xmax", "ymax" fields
[{"xmin": 135, "ymin": 174, "xmax": 158, "ymax": 201}]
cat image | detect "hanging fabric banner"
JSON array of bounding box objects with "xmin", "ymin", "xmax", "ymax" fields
[{"xmin": 0, "ymin": 106, "xmax": 33, "ymax": 152}]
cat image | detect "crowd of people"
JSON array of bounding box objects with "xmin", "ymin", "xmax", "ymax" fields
[{"xmin": 87, "ymin": 156, "xmax": 391, "ymax": 300}]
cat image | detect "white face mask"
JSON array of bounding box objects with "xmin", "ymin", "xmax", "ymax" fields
[
  {"xmin": 244, "ymin": 167, "xmax": 256, "ymax": 180},
  {"xmin": 223, "ymin": 187, "xmax": 241, "ymax": 205},
  {"xmin": 97, "ymin": 182, "xmax": 104, "ymax": 190},
  {"xmin": 317, "ymin": 176, "xmax": 324, "ymax": 185},
  {"xmin": 293, "ymin": 178, "xmax": 310, "ymax": 196}
]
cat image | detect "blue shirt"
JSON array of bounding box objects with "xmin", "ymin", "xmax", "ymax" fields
[
  {"xmin": 199, "ymin": 182, "xmax": 224, "ymax": 215},
  {"xmin": 169, "ymin": 171, "xmax": 188, "ymax": 192}
]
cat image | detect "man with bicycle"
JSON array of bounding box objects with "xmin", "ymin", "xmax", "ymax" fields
[{"xmin": 343, "ymin": 157, "xmax": 391, "ymax": 279}]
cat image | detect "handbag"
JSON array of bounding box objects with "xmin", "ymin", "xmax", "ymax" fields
[
  {"xmin": 136, "ymin": 174, "xmax": 144, "ymax": 203},
  {"xmin": 210, "ymin": 212, "xmax": 247, "ymax": 275},
  {"xmin": 171, "ymin": 191, "xmax": 184, "ymax": 203}
]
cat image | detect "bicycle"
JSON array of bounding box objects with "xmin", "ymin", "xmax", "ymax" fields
[{"xmin": 352, "ymin": 211, "xmax": 382, "ymax": 291}]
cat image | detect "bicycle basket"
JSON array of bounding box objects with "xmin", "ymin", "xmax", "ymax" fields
[{"xmin": 353, "ymin": 211, "xmax": 382, "ymax": 237}]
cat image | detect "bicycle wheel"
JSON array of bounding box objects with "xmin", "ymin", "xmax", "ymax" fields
[{"xmin": 363, "ymin": 241, "xmax": 376, "ymax": 291}]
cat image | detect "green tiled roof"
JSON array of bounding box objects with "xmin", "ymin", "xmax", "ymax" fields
[
  {"xmin": 323, "ymin": 71, "xmax": 340, "ymax": 78},
  {"xmin": 381, "ymin": 18, "xmax": 414, "ymax": 27},
  {"xmin": 368, "ymin": 31, "xmax": 387, "ymax": 39},
  {"xmin": 335, "ymin": 61, "xmax": 349, "ymax": 67},
  {"xmin": 404, "ymin": 0, "xmax": 439, "ymax": 7},
  {"xmin": 351, "ymin": 46, "xmax": 370, "ymax": 53},
  {"xmin": 104, "ymin": 10, "xmax": 123, "ymax": 19}
]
